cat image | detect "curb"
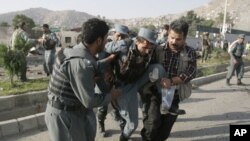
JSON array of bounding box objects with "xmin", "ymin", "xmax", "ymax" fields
[
  {"xmin": 0, "ymin": 66, "xmax": 250, "ymax": 138},
  {"xmin": 192, "ymin": 66, "xmax": 250, "ymax": 86},
  {"xmin": 0, "ymin": 113, "xmax": 45, "ymax": 138}
]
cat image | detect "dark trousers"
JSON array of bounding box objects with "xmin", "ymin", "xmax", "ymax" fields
[
  {"xmin": 140, "ymin": 83, "xmax": 179, "ymax": 141},
  {"xmin": 97, "ymin": 102, "xmax": 121, "ymax": 123}
]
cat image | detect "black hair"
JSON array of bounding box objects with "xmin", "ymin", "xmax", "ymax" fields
[
  {"xmin": 163, "ymin": 24, "xmax": 169, "ymax": 30},
  {"xmin": 82, "ymin": 18, "xmax": 109, "ymax": 44},
  {"xmin": 43, "ymin": 24, "xmax": 49, "ymax": 28},
  {"xmin": 170, "ymin": 19, "xmax": 189, "ymax": 38},
  {"xmin": 19, "ymin": 22, "xmax": 26, "ymax": 28}
]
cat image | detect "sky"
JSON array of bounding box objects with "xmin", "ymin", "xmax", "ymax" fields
[{"xmin": 0, "ymin": 0, "xmax": 211, "ymax": 19}]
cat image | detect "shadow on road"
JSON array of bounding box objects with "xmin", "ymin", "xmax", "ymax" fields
[
  {"xmin": 169, "ymin": 112, "xmax": 250, "ymax": 139},
  {"xmin": 178, "ymin": 111, "xmax": 250, "ymax": 122}
]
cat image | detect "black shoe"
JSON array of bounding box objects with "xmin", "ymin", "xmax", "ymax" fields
[
  {"xmin": 98, "ymin": 122, "xmax": 107, "ymax": 137},
  {"xmin": 177, "ymin": 109, "xmax": 186, "ymax": 115},
  {"xmin": 237, "ymin": 79, "xmax": 244, "ymax": 85},
  {"xmin": 168, "ymin": 108, "xmax": 186, "ymax": 115},
  {"xmin": 226, "ymin": 79, "xmax": 230, "ymax": 86},
  {"xmin": 119, "ymin": 134, "xmax": 132, "ymax": 141}
]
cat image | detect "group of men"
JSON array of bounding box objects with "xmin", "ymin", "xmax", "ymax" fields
[
  {"xmin": 10, "ymin": 22, "xmax": 58, "ymax": 81},
  {"xmin": 43, "ymin": 17, "xmax": 197, "ymax": 141}
]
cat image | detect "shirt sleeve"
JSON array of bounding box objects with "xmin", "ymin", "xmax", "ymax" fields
[
  {"xmin": 21, "ymin": 32, "xmax": 36, "ymax": 44},
  {"xmin": 105, "ymin": 40, "xmax": 128, "ymax": 54},
  {"xmin": 65, "ymin": 58, "xmax": 111, "ymax": 108}
]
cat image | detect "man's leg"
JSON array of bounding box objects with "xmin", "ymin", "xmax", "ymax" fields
[
  {"xmin": 97, "ymin": 105, "xmax": 108, "ymax": 137},
  {"xmin": 158, "ymin": 94, "xmax": 180, "ymax": 140}
]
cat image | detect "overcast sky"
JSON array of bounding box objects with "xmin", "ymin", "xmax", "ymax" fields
[{"xmin": 0, "ymin": 0, "xmax": 211, "ymax": 19}]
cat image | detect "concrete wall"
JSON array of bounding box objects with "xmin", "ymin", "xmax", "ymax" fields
[{"xmin": 0, "ymin": 90, "xmax": 47, "ymax": 121}]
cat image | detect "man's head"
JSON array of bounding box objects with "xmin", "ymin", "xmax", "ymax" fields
[
  {"xmin": 42, "ymin": 24, "xmax": 50, "ymax": 33},
  {"xmin": 18, "ymin": 22, "xmax": 26, "ymax": 30},
  {"xmin": 82, "ymin": 18, "xmax": 109, "ymax": 53},
  {"xmin": 238, "ymin": 34, "xmax": 245, "ymax": 44},
  {"xmin": 168, "ymin": 19, "xmax": 189, "ymax": 51},
  {"xmin": 136, "ymin": 28, "xmax": 157, "ymax": 55},
  {"xmin": 162, "ymin": 24, "xmax": 169, "ymax": 37},
  {"xmin": 113, "ymin": 24, "xmax": 129, "ymax": 41}
]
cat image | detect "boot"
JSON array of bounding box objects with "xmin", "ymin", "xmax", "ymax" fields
[
  {"xmin": 119, "ymin": 134, "xmax": 130, "ymax": 141},
  {"xmin": 226, "ymin": 79, "xmax": 230, "ymax": 86},
  {"xmin": 98, "ymin": 121, "xmax": 107, "ymax": 137},
  {"xmin": 237, "ymin": 79, "xmax": 244, "ymax": 85}
]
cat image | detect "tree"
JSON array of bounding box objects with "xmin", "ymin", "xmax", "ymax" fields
[
  {"xmin": 12, "ymin": 14, "xmax": 36, "ymax": 34},
  {"xmin": 0, "ymin": 22, "xmax": 10, "ymax": 27},
  {"xmin": 3, "ymin": 34, "xmax": 31, "ymax": 86},
  {"xmin": 142, "ymin": 24, "xmax": 156, "ymax": 30},
  {"xmin": 178, "ymin": 10, "xmax": 215, "ymax": 37},
  {"xmin": 214, "ymin": 12, "xmax": 233, "ymax": 27}
]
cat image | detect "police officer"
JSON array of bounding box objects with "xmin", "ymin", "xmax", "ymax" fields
[
  {"xmin": 10, "ymin": 21, "xmax": 37, "ymax": 81},
  {"xmin": 38, "ymin": 24, "xmax": 58, "ymax": 76},
  {"xmin": 201, "ymin": 32, "xmax": 211, "ymax": 63},
  {"xmin": 105, "ymin": 27, "xmax": 169, "ymax": 141},
  {"xmin": 45, "ymin": 18, "xmax": 119, "ymax": 141},
  {"xmin": 156, "ymin": 24, "xmax": 169, "ymax": 46},
  {"xmin": 96, "ymin": 24, "xmax": 129, "ymax": 137},
  {"xmin": 226, "ymin": 34, "xmax": 245, "ymax": 85}
]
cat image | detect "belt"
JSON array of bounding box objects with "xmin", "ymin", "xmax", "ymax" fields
[{"xmin": 49, "ymin": 100, "xmax": 83, "ymax": 111}]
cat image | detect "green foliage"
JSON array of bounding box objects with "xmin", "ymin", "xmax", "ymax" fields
[
  {"xmin": 0, "ymin": 44, "xmax": 8, "ymax": 67},
  {"xmin": 13, "ymin": 33, "xmax": 32, "ymax": 55},
  {"xmin": 142, "ymin": 24, "xmax": 156, "ymax": 30},
  {"xmin": 200, "ymin": 66, "xmax": 216, "ymax": 77},
  {"xmin": 12, "ymin": 14, "xmax": 35, "ymax": 34},
  {"xmin": 0, "ymin": 22, "xmax": 10, "ymax": 27},
  {"xmin": 178, "ymin": 10, "xmax": 215, "ymax": 37},
  {"xmin": 3, "ymin": 50, "xmax": 26, "ymax": 86},
  {"xmin": 214, "ymin": 12, "xmax": 233, "ymax": 27},
  {"xmin": 0, "ymin": 77, "xmax": 49, "ymax": 96}
]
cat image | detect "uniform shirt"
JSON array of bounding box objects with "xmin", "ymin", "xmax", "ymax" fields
[
  {"xmin": 51, "ymin": 43, "xmax": 111, "ymax": 108},
  {"xmin": 42, "ymin": 30, "xmax": 58, "ymax": 49},
  {"xmin": 158, "ymin": 44, "xmax": 197, "ymax": 83},
  {"xmin": 10, "ymin": 28, "xmax": 36, "ymax": 50},
  {"xmin": 105, "ymin": 39, "xmax": 152, "ymax": 83},
  {"xmin": 229, "ymin": 41, "xmax": 245, "ymax": 58}
]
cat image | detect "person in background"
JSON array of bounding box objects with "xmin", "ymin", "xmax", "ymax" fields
[
  {"xmin": 38, "ymin": 24, "xmax": 59, "ymax": 76},
  {"xmin": 156, "ymin": 24, "xmax": 169, "ymax": 46},
  {"xmin": 226, "ymin": 34, "xmax": 246, "ymax": 85},
  {"xmin": 10, "ymin": 21, "xmax": 37, "ymax": 81},
  {"xmin": 201, "ymin": 32, "xmax": 211, "ymax": 63}
]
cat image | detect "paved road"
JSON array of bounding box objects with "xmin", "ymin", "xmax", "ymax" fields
[{"xmin": 1, "ymin": 72, "xmax": 250, "ymax": 141}]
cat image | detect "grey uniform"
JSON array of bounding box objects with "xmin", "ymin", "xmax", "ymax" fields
[
  {"xmin": 45, "ymin": 43, "xmax": 112, "ymax": 141},
  {"xmin": 226, "ymin": 41, "xmax": 245, "ymax": 80},
  {"xmin": 105, "ymin": 39, "xmax": 166, "ymax": 138},
  {"xmin": 42, "ymin": 31, "xmax": 58, "ymax": 75}
]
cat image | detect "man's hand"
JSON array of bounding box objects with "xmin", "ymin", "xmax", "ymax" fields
[
  {"xmin": 160, "ymin": 78, "xmax": 172, "ymax": 89},
  {"xmin": 37, "ymin": 38, "xmax": 44, "ymax": 44}
]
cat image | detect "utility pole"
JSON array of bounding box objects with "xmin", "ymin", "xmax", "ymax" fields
[{"xmin": 221, "ymin": 0, "xmax": 228, "ymax": 39}]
